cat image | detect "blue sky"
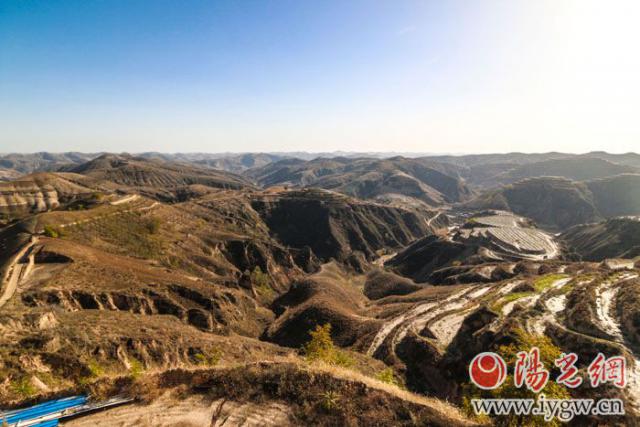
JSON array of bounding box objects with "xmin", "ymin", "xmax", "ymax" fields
[{"xmin": 1, "ymin": 0, "xmax": 639, "ymax": 153}]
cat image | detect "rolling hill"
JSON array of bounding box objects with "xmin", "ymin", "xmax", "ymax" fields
[
  {"xmin": 247, "ymin": 157, "xmax": 473, "ymax": 207},
  {"xmin": 562, "ymin": 217, "xmax": 640, "ymax": 261},
  {"xmin": 493, "ymin": 157, "xmax": 638, "ymax": 185},
  {"xmin": 468, "ymin": 173, "xmax": 640, "ymax": 230},
  {"xmin": 465, "ymin": 177, "xmax": 602, "ymax": 229}
]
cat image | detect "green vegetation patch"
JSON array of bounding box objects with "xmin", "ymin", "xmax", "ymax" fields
[
  {"xmin": 10, "ymin": 377, "xmax": 36, "ymax": 399},
  {"xmin": 251, "ymin": 266, "xmax": 274, "ymax": 298},
  {"xmin": 302, "ymin": 324, "xmax": 354, "ymax": 368},
  {"xmin": 128, "ymin": 357, "xmax": 145, "ymax": 380},
  {"xmin": 491, "ymin": 274, "xmax": 569, "ymax": 313},
  {"xmin": 43, "ymin": 225, "xmax": 61, "ymax": 238},
  {"xmin": 194, "ymin": 349, "xmax": 223, "ymax": 367},
  {"xmin": 491, "ymin": 292, "xmax": 534, "ymax": 313},
  {"xmin": 375, "ymin": 367, "xmax": 403, "ymax": 388},
  {"xmin": 533, "ymin": 274, "xmax": 568, "ymax": 293}
]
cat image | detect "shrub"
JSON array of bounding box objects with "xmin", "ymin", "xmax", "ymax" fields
[
  {"xmin": 43, "ymin": 225, "xmax": 59, "ymax": 238},
  {"xmin": 144, "ymin": 217, "xmax": 161, "ymax": 234},
  {"xmin": 128, "ymin": 357, "xmax": 144, "ymax": 379},
  {"xmin": 194, "ymin": 349, "xmax": 223, "ymax": 366},
  {"xmin": 375, "ymin": 367, "xmax": 401, "ymax": 386},
  {"xmin": 332, "ymin": 350, "xmax": 354, "ymax": 368},
  {"xmin": 11, "ymin": 377, "xmax": 36, "ymax": 398},
  {"xmin": 87, "ymin": 359, "xmax": 105, "ymax": 377},
  {"xmin": 320, "ymin": 390, "xmax": 341, "ymax": 412},
  {"xmin": 302, "ymin": 323, "xmax": 354, "ymax": 368},
  {"xmin": 303, "ymin": 324, "xmax": 335, "ymax": 362},
  {"xmin": 251, "ymin": 266, "xmax": 274, "ymax": 298},
  {"xmin": 251, "ymin": 266, "xmax": 270, "ymax": 286}
]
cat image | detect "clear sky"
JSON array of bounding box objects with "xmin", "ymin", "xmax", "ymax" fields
[{"xmin": 1, "ymin": 0, "xmax": 639, "ymax": 154}]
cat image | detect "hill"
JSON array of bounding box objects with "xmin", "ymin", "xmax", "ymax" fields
[
  {"xmin": 67, "ymin": 154, "xmax": 256, "ymax": 200},
  {"xmin": 0, "ymin": 152, "xmax": 98, "ymax": 177},
  {"xmin": 493, "ymin": 157, "xmax": 638, "ymax": 185},
  {"xmin": 417, "ymin": 152, "xmax": 571, "ymax": 168},
  {"xmin": 0, "ymin": 173, "xmax": 104, "ymax": 218},
  {"xmin": 247, "ymin": 157, "xmax": 473, "ymax": 207},
  {"xmin": 468, "ymin": 173, "xmax": 640, "ymax": 230},
  {"xmin": 561, "ymin": 217, "xmax": 640, "ymax": 261},
  {"xmin": 192, "ymin": 153, "xmax": 289, "ymax": 173},
  {"xmin": 386, "ymin": 211, "xmax": 559, "ymax": 284},
  {"xmin": 251, "ymin": 188, "xmax": 435, "ymax": 266},
  {"xmin": 466, "ymin": 177, "xmax": 602, "ymax": 229},
  {"xmin": 585, "ymin": 174, "xmax": 640, "ymax": 217},
  {"xmin": 580, "ymin": 151, "xmax": 640, "ymax": 168},
  {"xmin": 418, "ymin": 152, "xmax": 640, "ymax": 189}
]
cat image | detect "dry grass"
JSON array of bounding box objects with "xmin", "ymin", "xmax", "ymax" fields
[
  {"xmin": 99, "ymin": 358, "xmax": 478, "ymax": 426},
  {"xmin": 302, "ymin": 361, "xmax": 476, "ymax": 425}
]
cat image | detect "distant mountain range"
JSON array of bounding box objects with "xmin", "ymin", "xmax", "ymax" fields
[
  {"xmin": 3, "ymin": 150, "xmax": 640, "ymax": 226},
  {"xmin": 3, "ymin": 150, "xmax": 640, "ymax": 180}
]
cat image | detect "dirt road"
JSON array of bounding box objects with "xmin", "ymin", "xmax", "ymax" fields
[{"xmin": 0, "ymin": 236, "xmax": 38, "ymax": 309}]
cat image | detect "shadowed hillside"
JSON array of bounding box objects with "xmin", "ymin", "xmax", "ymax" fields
[
  {"xmin": 466, "ymin": 177, "xmax": 601, "ymax": 229},
  {"xmin": 562, "ymin": 217, "xmax": 640, "ymax": 261}
]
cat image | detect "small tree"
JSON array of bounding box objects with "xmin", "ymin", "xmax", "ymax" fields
[
  {"xmin": 303, "ymin": 323, "xmax": 335, "ymax": 362},
  {"xmin": 251, "ymin": 266, "xmax": 272, "ymax": 297},
  {"xmin": 144, "ymin": 217, "xmax": 161, "ymax": 234},
  {"xmin": 302, "ymin": 323, "xmax": 353, "ymax": 367},
  {"xmin": 375, "ymin": 367, "xmax": 401, "ymax": 387}
]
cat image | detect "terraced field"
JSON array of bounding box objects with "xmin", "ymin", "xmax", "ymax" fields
[
  {"xmin": 364, "ymin": 266, "xmax": 640, "ymax": 415},
  {"xmin": 457, "ymin": 212, "xmax": 558, "ymax": 260},
  {"xmin": 487, "ymin": 226, "xmax": 556, "ymax": 255},
  {"xmin": 472, "ymin": 214, "xmax": 521, "ymax": 227}
]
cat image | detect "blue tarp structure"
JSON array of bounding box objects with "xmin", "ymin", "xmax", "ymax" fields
[{"xmin": 0, "ymin": 395, "xmax": 88, "ymax": 427}]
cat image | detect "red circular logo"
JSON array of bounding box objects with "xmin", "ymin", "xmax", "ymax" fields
[{"xmin": 469, "ymin": 352, "xmax": 507, "ymax": 390}]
